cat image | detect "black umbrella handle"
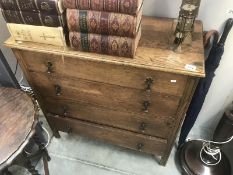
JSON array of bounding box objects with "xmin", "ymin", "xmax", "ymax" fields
[{"xmin": 219, "ymin": 18, "xmax": 233, "ymax": 46}]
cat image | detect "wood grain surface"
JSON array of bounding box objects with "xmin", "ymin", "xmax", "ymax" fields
[
  {"xmin": 47, "ymin": 115, "xmax": 167, "ymax": 156},
  {"xmin": 44, "ymin": 99, "xmax": 175, "ymax": 138},
  {"xmin": 0, "ymin": 88, "xmax": 35, "ymax": 166},
  {"xmin": 29, "ymin": 72, "xmax": 181, "ymax": 117},
  {"xmin": 20, "ymin": 50, "xmax": 187, "ymax": 97},
  {"xmin": 4, "ymin": 16, "xmax": 205, "ymax": 77}
]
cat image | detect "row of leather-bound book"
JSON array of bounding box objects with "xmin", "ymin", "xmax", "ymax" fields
[{"xmin": 1, "ymin": 0, "xmax": 143, "ymax": 58}]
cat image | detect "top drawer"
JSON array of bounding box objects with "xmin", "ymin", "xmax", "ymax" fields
[{"xmin": 20, "ymin": 51, "xmax": 187, "ymax": 97}]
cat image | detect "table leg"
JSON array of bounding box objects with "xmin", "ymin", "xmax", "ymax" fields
[{"xmin": 25, "ymin": 160, "xmax": 40, "ymax": 175}]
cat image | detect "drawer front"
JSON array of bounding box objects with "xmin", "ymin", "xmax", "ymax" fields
[
  {"xmin": 44, "ymin": 99, "xmax": 174, "ymax": 138},
  {"xmin": 31, "ymin": 72, "xmax": 180, "ymax": 117},
  {"xmin": 47, "ymin": 115, "xmax": 167, "ymax": 156},
  {"xmin": 20, "ymin": 51, "xmax": 187, "ymax": 97}
]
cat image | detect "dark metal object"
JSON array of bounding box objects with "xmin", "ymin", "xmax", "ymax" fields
[
  {"xmin": 137, "ymin": 143, "xmax": 144, "ymax": 151},
  {"xmin": 178, "ymin": 18, "xmax": 233, "ymax": 146},
  {"xmin": 179, "ymin": 140, "xmax": 231, "ymax": 175},
  {"xmin": 174, "ymin": 0, "xmax": 201, "ymax": 50},
  {"xmin": 143, "ymin": 101, "xmax": 150, "ymax": 113},
  {"xmin": 0, "ymin": 50, "xmax": 19, "ymax": 88},
  {"xmin": 55, "ymin": 84, "xmax": 61, "ymax": 96},
  {"xmin": 139, "ymin": 122, "xmax": 147, "ymax": 132},
  {"xmin": 67, "ymin": 127, "xmax": 72, "ymax": 134},
  {"xmin": 47, "ymin": 62, "xmax": 53, "ymax": 74},
  {"xmin": 63, "ymin": 106, "xmax": 68, "ymax": 117},
  {"xmin": 145, "ymin": 77, "xmax": 153, "ymax": 93}
]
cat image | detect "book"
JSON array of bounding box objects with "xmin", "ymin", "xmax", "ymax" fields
[
  {"xmin": 63, "ymin": 0, "xmax": 143, "ymax": 15},
  {"xmin": 67, "ymin": 9, "xmax": 142, "ymax": 37},
  {"xmin": 0, "ymin": 0, "xmax": 63, "ymax": 15},
  {"xmin": 1, "ymin": 9, "xmax": 63, "ymax": 27},
  {"xmin": 7, "ymin": 23, "xmax": 66, "ymax": 47},
  {"xmin": 69, "ymin": 28, "xmax": 141, "ymax": 58}
]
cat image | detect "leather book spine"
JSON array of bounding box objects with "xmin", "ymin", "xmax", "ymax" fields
[
  {"xmin": 2, "ymin": 10, "xmax": 62, "ymax": 27},
  {"xmin": 36, "ymin": 0, "xmax": 63, "ymax": 14},
  {"xmin": 69, "ymin": 29, "xmax": 141, "ymax": 58},
  {"xmin": 0, "ymin": 0, "xmax": 20, "ymax": 11},
  {"xmin": 0, "ymin": 0, "xmax": 62, "ymax": 14},
  {"xmin": 67, "ymin": 9, "xmax": 141, "ymax": 37},
  {"xmin": 1, "ymin": 9, "xmax": 24, "ymax": 24},
  {"xmin": 63, "ymin": 0, "xmax": 142, "ymax": 15}
]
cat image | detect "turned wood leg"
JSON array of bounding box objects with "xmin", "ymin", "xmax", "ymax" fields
[
  {"xmin": 25, "ymin": 160, "xmax": 40, "ymax": 175},
  {"xmin": 34, "ymin": 133, "xmax": 51, "ymax": 161},
  {"xmin": 33, "ymin": 131, "xmax": 50, "ymax": 175}
]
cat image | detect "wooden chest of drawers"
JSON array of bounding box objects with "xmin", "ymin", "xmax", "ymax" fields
[{"xmin": 5, "ymin": 17, "xmax": 205, "ymax": 166}]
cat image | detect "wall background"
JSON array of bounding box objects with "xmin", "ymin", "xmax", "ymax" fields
[{"xmin": 0, "ymin": 0, "xmax": 233, "ymax": 140}]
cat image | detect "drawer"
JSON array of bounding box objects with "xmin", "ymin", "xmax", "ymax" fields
[
  {"xmin": 44, "ymin": 99, "xmax": 175, "ymax": 138},
  {"xmin": 47, "ymin": 115, "xmax": 167, "ymax": 156},
  {"xmin": 20, "ymin": 51, "xmax": 187, "ymax": 97},
  {"xmin": 31, "ymin": 72, "xmax": 181, "ymax": 117}
]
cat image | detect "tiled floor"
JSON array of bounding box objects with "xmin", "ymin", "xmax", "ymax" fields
[{"xmin": 8, "ymin": 118, "xmax": 233, "ymax": 175}]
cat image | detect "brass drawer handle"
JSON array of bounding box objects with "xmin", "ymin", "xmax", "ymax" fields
[
  {"xmin": 47, "ymin": 62, "xmax": 53, "ymax": 74},
  {"xmin": 63, "ymin": 106, "xmax": 68, "ymax": 117},
  {"xmin": 67, "ymin": 126, "xmax": 72, "ymax": 134},
  {"xmin": 145, "ymin": 77, "xmax": 153, "ymax": 93},
  {"xmin": 143, "ymin": 101, "xmax": 150, "ymax": 113},
  {"xmin": 55, "ymin": 85, "xmax": 61, "ymax": 96},
  {"xmin": 139, "ymin": 122, "xmax": 147, "ymax": 132},
  {"xmin": 137, "ymin": 143, "xmax": 144, "ymax": 151}
]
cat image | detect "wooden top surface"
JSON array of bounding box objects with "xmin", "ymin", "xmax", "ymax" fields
[
  {"xmin": 0, "ymin": 88, "xmax": 35, "ymax": 165},
  {"xmin": 4, "ymin": 16, "xmax": 205, "ymax": 77}
]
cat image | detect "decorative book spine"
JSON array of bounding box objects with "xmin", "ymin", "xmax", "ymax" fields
[
  {"xmin": 63, "ymin": 0, "xmax": 142, "ymax": 15},
  {"xmin": 0, "ymin": 0, "xmax": 63, "ymax": 15},
  {"xmin": 69, "ymin": 29, "xmax": 141, "ymax": 58},
  {"xmin": 67, "ymin": 9, "xmax": 141, "ymax": 37},
  {"xmin": 1, "ymin": 10, "xmax": 63, "ymax": 27}
]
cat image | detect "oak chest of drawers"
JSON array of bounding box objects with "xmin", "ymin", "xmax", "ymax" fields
[{"xmin": 5, "ymin": 17, "xmax": 205, "ymax": 166}]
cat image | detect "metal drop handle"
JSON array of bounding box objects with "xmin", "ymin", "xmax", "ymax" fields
[
  {"xmin": 143, "ymin": 101, "xmax": 150, "ymax": 113},
  {"xmin": 137, "ymin": 143, "xmax": 144, "ymax": 151},
  {"xmin": 145, "ymin": 77, "xmax": 153, "ymax": 93},
  {"xmin": 55, "ymin": 85, "xmax": 61, "ymax": 96},
  {"xmin": 63, "ymin": 106, "xmax": 68, "ymax": 117},
  {"xmin": 139, "ymin": 122, "xmax": 147, "ymax": 132},
  {"xmin": 67, "ymin": 127, "xmax": 72, "ymax": 134},
  {"xmin": 47, "ymin": 62, "xmax": 53, "ymax": 74}
]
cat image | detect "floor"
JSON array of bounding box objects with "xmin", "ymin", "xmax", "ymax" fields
[{"xmin": 9, "ymin": 117, "xmax": 233, "ymax": 175}]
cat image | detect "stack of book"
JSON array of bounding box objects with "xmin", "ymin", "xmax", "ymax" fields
[
  {"xmin": 63, "ymin": 0, "xmax": 143, "ymax": 58},
  {"xmin": 0, "ymin": 0, "xmax": 66, "ymax": 46}
]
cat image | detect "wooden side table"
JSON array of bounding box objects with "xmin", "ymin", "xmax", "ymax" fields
[{"xmin": 0, "ymin": 87, "xmax": 50, "ymax": 175}]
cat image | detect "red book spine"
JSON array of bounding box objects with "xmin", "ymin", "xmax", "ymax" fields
[
  {"xmin": 67, "ymin": 9, "xmax": 140, "ymax": 37},
  {"xmin": 63, "ymin": 0, "xmax": 141, "ymax": 15},
  {"xmin": 69, "ymin": 31, "xmax": 141, "ymax": 58}
]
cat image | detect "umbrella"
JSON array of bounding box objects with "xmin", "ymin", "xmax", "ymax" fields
[{"xmin": 178, "ymin": 18, "xmax": 233, "ymax": 147}]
